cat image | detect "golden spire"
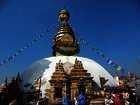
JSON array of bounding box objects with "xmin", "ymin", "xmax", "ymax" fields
[
  {"xmin": 59, "ymin": 9, "xmax": 70, "ymax": 23},
  {"xmin": 56, "ymin": 9, "xmax": 74, "ymax": 38},
  {"xmin": 52, "ymin": 9, "xmax": 80, "ymax": 56}
]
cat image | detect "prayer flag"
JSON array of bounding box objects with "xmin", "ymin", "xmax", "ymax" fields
[{"xmin": 114, "ymin": 64, "xmax": 122, "ymax": 71}]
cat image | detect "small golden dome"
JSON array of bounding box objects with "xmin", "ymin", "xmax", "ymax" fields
[{"xmin": 59, "ymin": 9, "xmax": 70, "ymax": 22}]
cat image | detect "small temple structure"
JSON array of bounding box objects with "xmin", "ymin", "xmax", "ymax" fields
[{"xmin": 49, "ymin": 58, "xmax": 94, "ymax": 102}]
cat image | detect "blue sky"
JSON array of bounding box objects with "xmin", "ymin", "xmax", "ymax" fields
[{"xmin": 0, "ymin": 0, "xmax": 140, "ymax": 82}]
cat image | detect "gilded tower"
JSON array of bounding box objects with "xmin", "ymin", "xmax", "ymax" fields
[
  {"xmin": 52, "ymin": 9, "xmax": 80, "ymax": 56},
  {"xmin": 49, "ymin": 9, "xmax": 94, "ymax": 104}
]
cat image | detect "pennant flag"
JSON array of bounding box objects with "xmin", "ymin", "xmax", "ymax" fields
[
  {"xmin": 30, "ymin": 41, "xmax": 35, "ymax": 45},
  {"xmin": 26, "ymin": 43, "xmax": 32, "ymax": 47},
  {"xmin": 23, "ymin": 46, "xmax": 28, "ymax": 49},
  {"xmin": 18, "ymin": 48, "xmax": 24, "ymax": 53},
  {"xmin": 101, "ymin": 54, "xmax": 106, "ymax": 58},
  {"xmin": 8, "ymin": 56, "xmax": 14, "ymax": 61},
  {"xmin": 96, "ymin": 51, "xmax": 100, "ymax": 54},
  {"xmin": 33, "ymin": 38, "xmax": 38, "ymax": 42},
  {"xmin": 95, "ymin": 48, "xmax": 99, "ymax": 51},
  {"xmin": 14, "ymin": 53, "xmax": 19, "ymax": 57},
  {"xmin": 113, "ymin": 64, "xmax": 122, "ymax": 71},
  {"xmin": 3, "ymin": 60, "xmax": 8, "ymax": 64},
  {"xmin": 107, "ymin": 59, "xmax": 114, "ymax": 65},
  {"xmin": 39, "ymin": 34, "xmax": 44, "ymax": 38},
  {"xmin": 98, "ymin": 52, "xmax": 103, "ymax": 55},
  {"xmin": 7, "ymin": 56, "xmax": 12, "ymax": 61},
  {"xmin": 82, "ymin": 40, "xmax": 87, "ymax": 44}
]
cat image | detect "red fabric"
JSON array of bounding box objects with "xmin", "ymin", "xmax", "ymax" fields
[
  {"xmin": 114, "ymin": 94, "xmax": 124, "ymax": 105},
  {"xmin": 114, "ymin": 94, "xmax": 120, "ymax": 105}
]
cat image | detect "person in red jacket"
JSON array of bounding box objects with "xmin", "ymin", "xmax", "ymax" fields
[
  {"xmin": 114, "ymin": 93, "xmax": 120, "ymax": 105},
  {"xmin": 118, "ymin": 94, "xmax": 125, "ymax": 105}
]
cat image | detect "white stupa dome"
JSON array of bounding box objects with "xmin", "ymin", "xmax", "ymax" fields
[
  {"xmin": 21, "ymin": 9, "xmax": 118, "ymax": 98},
  {"xmin": 22, "ymin": 56, "xmax": 117, "ymax": 96}
]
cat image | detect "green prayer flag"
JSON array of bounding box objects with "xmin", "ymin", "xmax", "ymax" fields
[{"xmin": 114, "ymin": 64, "xmax": 122, "ymax": 71}]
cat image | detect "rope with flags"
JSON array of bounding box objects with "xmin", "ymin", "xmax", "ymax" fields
[
  {"xmin": 0, "ymin": 29, "xmax": 50, "ymax": 67},
  {"xmin": 78, "ymin": 38, "xmax": 124, "ymax": 72},
  {"xmin": 0, "ymin": 0, "xmax": 59, "ymax": 67}
]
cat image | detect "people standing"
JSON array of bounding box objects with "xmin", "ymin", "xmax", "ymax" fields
[
  {"xmin": 105, "ymin": 95, "xmax": 114, "ymax": 105},
  {"xmin": 62, "ymin": 94, "xmax": 70, "ymax": 105},
  {"xmin": 114, "ymin": 93, "xmax": 120, "ymax": 105},
  {"xmin": 119, "ymin": 94, "xmax": 125, "ymax": 105},
  {"xmin": 74, "ymin": 97, "xmax": 78, "ymax": 105},
  {"xmin": 124, "ymin": 99, "xmax": 130, "ymax": 105},
  {"xmin": 78, "ymin": 93, "xmax": 86, "ymax": 105},
  {"xmin": 128, "ymin": 91, "xmax": 136, "ymax": 105}
]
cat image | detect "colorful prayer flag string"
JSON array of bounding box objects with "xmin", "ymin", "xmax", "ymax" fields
[
  {"xmin": 78, "ymin": 38, "xmax": 124, "ymax": 72},
  {"xmin": 0, "ymin": 31, "xmax": 49, "ymax": 67}
]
